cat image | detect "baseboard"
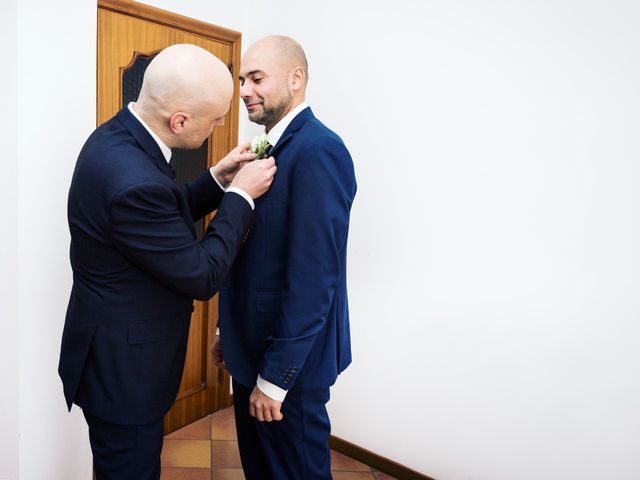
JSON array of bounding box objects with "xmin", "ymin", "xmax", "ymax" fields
[{"xmin": 329, "ymin": 435, "xmax": 436, "ymax": 480}]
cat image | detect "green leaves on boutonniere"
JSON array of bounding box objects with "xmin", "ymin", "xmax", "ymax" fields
[{"xmin": 250, "ymin": 134, "xmax": 270, "ymax": 160}]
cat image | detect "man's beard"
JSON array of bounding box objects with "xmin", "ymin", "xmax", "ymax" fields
[{"xmin": 249, "ymin": 92, "xmax": 293, "ymax": 130}]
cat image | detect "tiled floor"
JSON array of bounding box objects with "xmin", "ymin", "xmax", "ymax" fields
[{"xmin": 161, "ymin": 406, "xmax": 396, "ymax": 479}]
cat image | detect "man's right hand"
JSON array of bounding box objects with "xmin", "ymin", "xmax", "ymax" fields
[
  {"xmin": 230, "ymin": 157, "xmax": 277, "ymax": 199},
  {"xmin": 211, "ymin": 143, "xmax": 256, "ymax": 188},
  {"xmin": 211, "ymin": 335, "xmax": 225, "ymax": 370}
]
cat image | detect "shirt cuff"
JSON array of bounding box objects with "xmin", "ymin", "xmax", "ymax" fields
[
  {"xmin": 210, "ymin": 169, "xmax": 227, "ymax": 192},
  {"xmin": 256, "ymin": 375, "xmax": 288, "ymax": 402},
  {"xmin": 209, "ymin": 169, "xmax": 254, "ymax": 210},
  {"xmin": 226, "ymin": 187, "xmax": 255, "ymax": 210}
]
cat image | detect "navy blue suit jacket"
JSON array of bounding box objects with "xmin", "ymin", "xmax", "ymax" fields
[
  {"xmin": 219, "ymin": 107, "xmax": 356, "ymax": 392},
  {"xmin": 59, "ymin": 108, "xmax": 253, "ymax": 425}
]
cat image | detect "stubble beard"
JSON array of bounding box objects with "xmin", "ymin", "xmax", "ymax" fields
[{"xmin": 248, "ymin": 92, "xmax": 293, "ymax": 131}]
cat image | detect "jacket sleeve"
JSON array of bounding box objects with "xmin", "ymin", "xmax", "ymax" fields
[
  {"xmin": 181, "ymin": 170, "xmax": 225, "ymax": 222},
  {"xmin": 109, "ymin": 181, "xmax": 253, "ymax": 300},
  {"xmin": 258, "ymin": 137, "xmax": 356, "ymax": 390}
]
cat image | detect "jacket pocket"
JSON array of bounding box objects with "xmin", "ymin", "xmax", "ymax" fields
[{"xmin": 127, "ymin": 317, "xmax": 184, "ymax": 345}]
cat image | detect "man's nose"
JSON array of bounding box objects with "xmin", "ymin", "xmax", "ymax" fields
[{"xmin": 240, "ymin": 83, "xmax": 251, "ymax": 98}]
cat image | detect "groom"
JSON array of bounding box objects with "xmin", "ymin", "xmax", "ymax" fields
[{"xmin": 213, "ymin": 35, "xmax": 357, "ymax": 479}]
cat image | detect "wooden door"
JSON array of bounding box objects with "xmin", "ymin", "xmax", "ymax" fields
[{"xmin": 97, "ymin": 0, "xmax": 238, "ymax": 433}]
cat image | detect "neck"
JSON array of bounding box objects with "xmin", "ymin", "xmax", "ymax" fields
[
  {"xmin": 265, "ymin": 98, "xmax": 305, "ymax": 133},
  {"xmin": 133, "ymin": 102, "xmax": 176, "ymax": 148}
]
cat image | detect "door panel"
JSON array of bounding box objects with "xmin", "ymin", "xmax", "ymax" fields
[{"xmin": 97, "ymin": 0, "xmax": 238, "ymax": 434}]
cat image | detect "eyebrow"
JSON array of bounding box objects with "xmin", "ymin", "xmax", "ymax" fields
[{"xmin": 238, "ymin": 70, "xmax": 265, "ymax": 81}]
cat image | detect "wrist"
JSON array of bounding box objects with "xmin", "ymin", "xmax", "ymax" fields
[
  {"xmin": 256, "ymin": 375, "xmax": 287, "ymax": 402},
  {"xmin": 210, "ymin": 167, "xmax": 228, "ymax": 190}
]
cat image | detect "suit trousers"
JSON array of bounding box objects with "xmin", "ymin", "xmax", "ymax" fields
[
  {"xmin": 83, "ymin": 410, "xmax": 164, "ymax": 480},
  {"xmin": 232, "ymin": 379, "xmax": 332, "ymax": 480}
]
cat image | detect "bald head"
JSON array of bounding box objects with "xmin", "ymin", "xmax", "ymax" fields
[
  {"xmin": 135, "ymin": 44, "xmax": 234, "ymax": 149},
  {"xmin": 245, "ymin": 35, "xmax": 309, "ymax": 86}
]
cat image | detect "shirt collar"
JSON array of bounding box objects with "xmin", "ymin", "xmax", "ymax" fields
[
  {"xmin": 128, "ymin": 102, "xmax": 172, "ymax": 163},
  {"xmin": 266, "ymin": 102, "xmax": 308, "ymax": 148}
]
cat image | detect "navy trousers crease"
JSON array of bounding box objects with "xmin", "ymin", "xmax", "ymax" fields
[{"xmin": 232, "ymin": 380, "xmax": 332, "ymax": 480}]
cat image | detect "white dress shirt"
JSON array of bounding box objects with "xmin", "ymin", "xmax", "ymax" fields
[
  {"xmin": 128, "ymin": 102, "xmax": 172, "ymax": 162},
  {"xmin": 265, "ymin": 101, "xmax": 308, "ymax": 148}
]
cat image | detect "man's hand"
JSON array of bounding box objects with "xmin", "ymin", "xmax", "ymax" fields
[
  {"xmin": 249, "ymin": 385, "xmax": 284, "ymax": 422},
  {"xmin": 210, "ymin": 335, "xmax": 225, "ymax": 370},
  {"xmin": 230, "ymin": 157, "xmax": 277, "ymax": 199},
  {"xmin": 211, "ymin": 143, "xmax": 256, "ymax": 188}
]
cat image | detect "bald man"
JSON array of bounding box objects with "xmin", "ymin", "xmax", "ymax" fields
[
  {"xmin": 213, "ymin": 36, "xmax": 356, "ymax": 479},
  {"xmin": 58, "ymin": 44, "xmax": 276, "ymax": 480}
]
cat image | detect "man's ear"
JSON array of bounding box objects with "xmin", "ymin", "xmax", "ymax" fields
[
  {"xmin": 169, "ymin": 112, "xmax": 189, "ymax": 134},
  {"xmin": 289, "ymin": 66, "xmax": 305, "ymax": 92}
]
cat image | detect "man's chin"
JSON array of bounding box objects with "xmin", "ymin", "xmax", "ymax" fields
[
  {"xmin": 248, "ymin": 112, "xmax": 266, "ymax": 125},
  {"xmin": 176, "ymin": 138, "xmax": 206, "ymax": 151}
]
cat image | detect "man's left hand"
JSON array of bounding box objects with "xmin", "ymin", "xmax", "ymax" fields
[
  {"xmin": 249, "ymin": 386, "xmax": 284, "ymax": 422},
  {"xmin": 211, "ymin": 143, "xmax": 256, "ymax": 187}
]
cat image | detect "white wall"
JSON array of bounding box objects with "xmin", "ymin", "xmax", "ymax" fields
[
  {"xmin": 16, "ymin": 1, "xmax": 96, "ymax": 478},
  {"xmin": 1, "ymin": 1, "xmax": 19, "ymax": 479},
  {"xmin": 233, "ymin": 1, "xmax": 640, "ymax": 479},
  {"xmin": 8, "ymin": 1, "xmax": 640, "ymax": 479}
]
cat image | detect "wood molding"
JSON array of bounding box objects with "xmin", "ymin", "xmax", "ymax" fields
[
  {"xmin": 329, "ymin": 435, "xmax": 436, "ymax": 480},
  {"xmin": 97, "ymin": 0, "xmax": 241, "ymax": 43},
  {"xmin": 120, "ymin": 49, "xmax": 160, "ymax": 73}
]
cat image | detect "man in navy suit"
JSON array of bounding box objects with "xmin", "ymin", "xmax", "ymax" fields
[
  {"xmin": 212, "ymin": 36, "xmax": 357, "ymax": 479},
  {"xmin": 58, "ymin": 44, "xmax": 277, "ymax": 480}
]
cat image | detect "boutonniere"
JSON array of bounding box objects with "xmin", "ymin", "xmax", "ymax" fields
[{"xmin": 250, "ymin": 134, "xmax": 270, "ymax": 160}]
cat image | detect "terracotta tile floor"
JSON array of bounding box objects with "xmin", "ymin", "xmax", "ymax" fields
[{"xmin": 161, "ymin": 406, "xmax": 397, "ymax": 479}]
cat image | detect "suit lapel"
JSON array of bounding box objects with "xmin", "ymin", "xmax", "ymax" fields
[
  {"xmin": 116, "ymin": 107, "xmax": 174, "ymax": 181},
  {"xmin": 269, "ymin": 107, "xmax": 315, "ymax": 158}
]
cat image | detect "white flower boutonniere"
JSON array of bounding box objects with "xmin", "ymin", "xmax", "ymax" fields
[{"xmin": 250, "ymin": 134, "xmax": 270, "ymax": 160}]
